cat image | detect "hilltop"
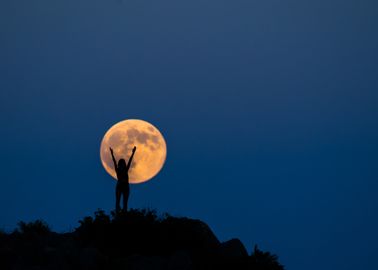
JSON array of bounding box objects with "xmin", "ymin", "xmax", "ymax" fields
[{"xmin": 0, "ymin": 209, "xmax": 284, "ymax": 270}]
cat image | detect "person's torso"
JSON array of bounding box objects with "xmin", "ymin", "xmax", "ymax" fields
[{"xmin": 116, "ymin": 169, "xmax": 129, "ymax": 183}]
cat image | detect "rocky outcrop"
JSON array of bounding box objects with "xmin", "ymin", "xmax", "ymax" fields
[{"xmin": 219, "ymin": 238, "xmax": 248, "ymax": 258}]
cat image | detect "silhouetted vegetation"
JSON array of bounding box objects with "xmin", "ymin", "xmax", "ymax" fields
[
  {"xmin": 17, "ymin": 219, "xmax": 50, "ymax": 235},
  {"xmin": 0, "ymin": 209, "xmax": 284, "ymax": 270},
  {"xmin": 250, "ymin": 245, "xmax": 284, "ymax": 270}
]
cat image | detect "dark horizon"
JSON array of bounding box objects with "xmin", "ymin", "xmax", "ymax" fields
[{"xmin": 1, "ymin": 1, "xmax": 378, "ymax": 270}]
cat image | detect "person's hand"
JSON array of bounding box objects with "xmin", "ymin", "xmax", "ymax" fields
[{"xmin": 132, "ymin": 146, "xmax": 137, "ymax": 152}]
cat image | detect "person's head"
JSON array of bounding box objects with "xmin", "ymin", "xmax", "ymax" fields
[{"xmin": 118, "ymin": 159, "xmax": 127, "ymax": 171}]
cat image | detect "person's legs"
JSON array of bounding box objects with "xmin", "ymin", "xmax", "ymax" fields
[
  {"xmin": 123, "ymin": 189, "xmax": 129, "ymax": 212},
  {"xmin": 115, "ymin": 184, "xmax": 121, "ymax": 213}
]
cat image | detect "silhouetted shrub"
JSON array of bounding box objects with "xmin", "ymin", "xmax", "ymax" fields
[
  {"xmin": 17, "ymin": 219, "xmax": 50, "ymax": 235},
  {"xmin": 249, "ymin": 245, "xmax": 284, "ymax": 270}
]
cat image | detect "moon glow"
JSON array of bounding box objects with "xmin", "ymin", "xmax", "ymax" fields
[{"xmin": 100, "ymin": 119, "xmax": 167, "ymax": 184}]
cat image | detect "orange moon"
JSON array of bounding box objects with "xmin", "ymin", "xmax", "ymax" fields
[{"xmin": 100, "ymin": 119, "xmax": 167, "ymax": 184}]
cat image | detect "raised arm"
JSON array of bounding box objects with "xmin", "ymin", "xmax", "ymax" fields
[
  {"xmin": 109, "ymin": 147, "xmax": 118, "ymax": 171},
  {"xmin": 126, "ymin": 146, "xmax": 137, "ymax": 171}
]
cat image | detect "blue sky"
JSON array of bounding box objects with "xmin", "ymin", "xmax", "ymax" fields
[{"xmin": 1, "ymin": 1, "xmax": 378, "ymax": 270}]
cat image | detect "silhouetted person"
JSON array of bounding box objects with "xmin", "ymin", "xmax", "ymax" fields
[{"xmin": 110, "ymin": 146, "xmax": 136, "ymax": 213}]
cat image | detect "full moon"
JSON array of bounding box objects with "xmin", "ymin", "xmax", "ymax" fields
[{"xmin": 100, "ymin": 119, "xmax": 167, "ymax": 184}]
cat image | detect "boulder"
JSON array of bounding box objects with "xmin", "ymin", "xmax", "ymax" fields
[{"xmin": 219, "ymin": 238, "xmax": 248, "ymax": 258}]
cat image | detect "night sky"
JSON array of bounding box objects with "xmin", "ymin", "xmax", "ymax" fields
[{"xmin": 1, "ymin": 1, "xmax": 378, "ymax": 270}]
